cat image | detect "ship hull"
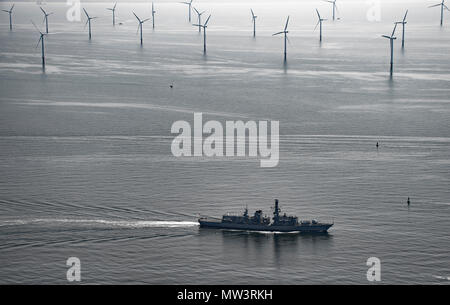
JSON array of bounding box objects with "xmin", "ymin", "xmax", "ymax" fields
[{"xmin": 199, "ymin": 220, "xmax": 333, "ymax": 233}]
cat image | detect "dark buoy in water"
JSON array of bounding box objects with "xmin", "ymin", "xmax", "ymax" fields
[
  {"xmin": 376, "ymin": 142, "xmax": 379, "ymax": 149},
  {"xmin": 170, "ymin": 83, "xmax": 174, "ymax": 89},
  {"xmin": 407, "ymin": 197, "xmax": 410, "ymax": 206}
]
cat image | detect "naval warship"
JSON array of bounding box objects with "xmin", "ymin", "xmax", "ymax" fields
[{"xmin": 198, "ymin": 199, "xmax": 333, "ymax": 233}]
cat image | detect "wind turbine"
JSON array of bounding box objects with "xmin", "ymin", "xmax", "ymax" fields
[
  {"xmin": 251, "ymin": 9, "xmax": 257, "ymax": 37},
  {"xmin": 429, "ymin": 0, "xmax": 450, "ymax": 26},
  {"xmin": 2, "ymin": 4, "xmax": 14, "ymax": 30},
  {"xmin": 273, "ymin": 16, "xmax": 290, "ymax": 63},
  {"xmin": 83, "ymin": 8, "xmax": 98, "ymax": 40},
  {"xmin": 31, "ymin": 20, "xmax": 47, "ymax": 68},
  {"xmin": 382, "ymin": 24, "xmax": 397, "ymax": 76},
  {"xmin": 152, "ymin": 2, "xmax": 156, "ymax": 29},
  {"xmin": 181, "ymin": 0, "xmax": 193, "ymax": 23},
  {"xmin": 395, "ymin": 10, "xmax": 408, "ymax": 48},
  {"xmin": 133, "ymin": 12, "xmax": 151, "ymax": 45},
  {"xmin": 193, "ymin": 7, "xmax": 205, "ymax": 33},
  {"xmin": 324, "ymin": 0, "xmax": 338, "ymax": 21},
  {"xmin": 107, "ymin": 3, "xmax": 117, "ymax": 26},
  {"xmin": 315, "ymin": 9, "xmax": 327, "ymax": 42},
  {"xmin": 40, "ymin": 7, "xmax": 53, "ymax": 34},
  {"xmin": 193, "ymin": 14, "xmax": 211, "ymax": 54}
]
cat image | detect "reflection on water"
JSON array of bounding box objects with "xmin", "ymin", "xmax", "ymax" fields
[{"xmin": 215, "ymin": 229, "xmax": 335, "ymax": 269}]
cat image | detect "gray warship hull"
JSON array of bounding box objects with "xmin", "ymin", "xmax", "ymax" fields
[{"xmin": 199, "ymin": 219, "xmax": 333, "ymax": 233}]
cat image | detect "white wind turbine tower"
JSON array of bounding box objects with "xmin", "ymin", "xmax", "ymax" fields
[
  {"xmin": 324, "ymin": 0, "xmax": 338, "ymax": 21},
  {"xmin": 40, "ymin": 7, "xmax": 53, "ymax": 34},
  {"xmin": 181, "ymin": 0, "xmax": 193, "ymax": 23},
  {"xmin": 2, "ymin": 4, "xmax": 14, "ymax": 31},
  {"xmin": 133, "ymin": 12, "xmax": 151, "ymax": 45},
  {"xmin": 31, "ymin": 20, "xmax": 47, "ymax": 68},
  {"xmin": 273, "ymin": 16, "xmax": 290, "ymax": 63},
  {"xmin": 251, "ymin": 9, "xmax": 257, "ymax": 37},
  {"xmin": 395, "ymin": 10, "xmax": 408, "ymax": 49},
  {"xmin": 83, "ymin": 8, "xmax": 98, "ymax": 40},
  {"xmin": 315, "ymin": 9, "xmax": 327, "ymax": 42},
  {"xmin": 152, "ymin": 2, "xmax": 156, "ymax": 29},
  {"xmin": 107, "ymin": 3, "xmax": 117, "ymax": 26},
  {"xmin": 193, "ymin": 7, "xmax": 205, "ymax": 33},
  {"xmin": 193, "ymin": 14, "xmax": 211, "ymax": 54},
  {"xmin": 429, "ymin": 0, "xmax": 450, "ymax": 26},
  {"xmin": 382, "ymin": 24, "xmax": 397, "ymax": 76}
]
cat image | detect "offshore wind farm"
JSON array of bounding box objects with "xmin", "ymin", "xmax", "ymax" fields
[{"xmin": 0, "ymin": 0, "xmax": 449, "ymax": 285}]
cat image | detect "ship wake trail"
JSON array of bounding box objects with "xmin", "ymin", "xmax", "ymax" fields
[
  {"xmin": 0, "ymin": 218, "xmax": 199, "ymax": 228},
  {"xmin": 433, "ymin": 275, "xmax": 450, "ymax": 281}
]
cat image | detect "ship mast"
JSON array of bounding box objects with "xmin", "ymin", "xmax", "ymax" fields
[{"xmin": 273, "ymin": 199, "xmax": 280, "ymax": 223}]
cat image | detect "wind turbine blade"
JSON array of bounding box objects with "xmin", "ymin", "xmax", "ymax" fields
[
  {"xmin": 381, "ymin": 35, "xmax": 391, "ymax": 39},
  {"xmin": 314, "ymin": 20, "xmax": 320, "ymax": 31},
  {"xmin": 272, "ymin": 31, "xmax": 284, "ymax": 36},
  {"xmin": 284, "ymin": 16, "xmax": 290, "ymax": 31},
  {"xmin": 142, "ymin": 18, "xmax": 151, "ymax": 23},
  {"xmin": 403, "ymin": 10, "xmax": 408, "ymax": 22},
  {"xmin": 133, "ymin": 12, "xmax": 141, "ymax": 22},
  {"xmin": 392, "ymin": 23, "xmax": 397, "ymax": 36},
  {"xmin": 107, "ymin": 8, "xmax": 113, "ymax": 11},
  {"xmin": 10, "ymin": 4, "xmax": 14, "ymax": 11},
  {"xmin": 35, "ymin": 36, "xmax": 42, "ymax": 49},
  {"xmin": 204, "ymin": 15, "xmax": 211, "ymax": 26},
  {"xmin": 2, "ymin": 10, "xmax": 9, "ymax": 13},
  {"xmin": 83, "ymin": 8, "xmax": 90, "ymax": 19},
  {"xmin": 316, "ymin": 9, "xmax": 321, "ymax": 19},
  {"xmin": 428, "ymin": 4, "xmax": 441, "ymax": 7},
  {"xmin": 193, "ymin": 7, "xmax": 199, "ymax": 15},
  {"xmin": 114, "ymin": 3, "xmax": 117, "ymax": 10},
  {"xmin": 444, "ymin": 4, "xmax": 450, "ymax": 10},
  {"xmin": 136, "ymin": 25, "xmax": 140, "ymax": 34},
  {"xmin": 287, "ymin": 35, "xmax": 292, "ymax": 46},
  {"xmin": 251, "ymin": 9, "xmax": 255, "ymax": 18},
  {"xmin": 40, "ymin": 7, "xmax": 46, "ymax": 14},
  {"xmin": 31, "ymin": 20, "xmax": 42, "ymax": 34}
]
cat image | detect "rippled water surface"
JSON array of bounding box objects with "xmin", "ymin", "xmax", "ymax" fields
[{"xmin": 0, "ymin": 1, "xmax": 449, "ymax": 284}]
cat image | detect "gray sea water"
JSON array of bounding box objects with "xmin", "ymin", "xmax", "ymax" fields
[{"xmin": 0, "ymin": 1, "xmax": 449, "ymax": 284}]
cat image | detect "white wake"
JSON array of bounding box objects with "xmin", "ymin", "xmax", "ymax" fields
[{"xmin": 0, "ymin": 218, "xmax": 199, "ymax": 228}]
